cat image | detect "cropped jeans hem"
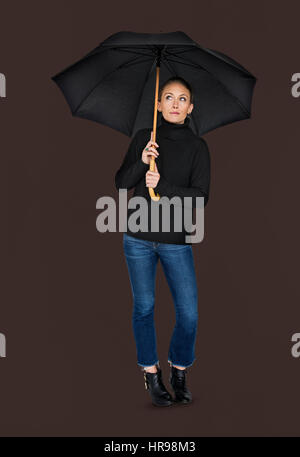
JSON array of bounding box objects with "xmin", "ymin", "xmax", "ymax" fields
[
  {"xmin": 168, "ymin": 358, "xmax": 196, "ymax": 369},
  {"xmin": 137, "ymin": 360, "xmax": 160, "ymax": 369}
]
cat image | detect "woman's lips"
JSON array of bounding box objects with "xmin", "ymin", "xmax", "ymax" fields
[{"xmin": 170, "ymin": 112, "xmax": 180, "ymax": 115}]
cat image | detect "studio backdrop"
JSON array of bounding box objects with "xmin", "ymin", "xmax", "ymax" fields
[{"xmin": 1, "ymin": 0, "xmax": 300, "ymax": 438}]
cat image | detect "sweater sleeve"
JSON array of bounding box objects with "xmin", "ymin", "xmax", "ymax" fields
[
  {"xmin": 115, "ymin": 130, "xmax": 149, "ymax": 191},
  {"xmin": 155, "ymin": 138, "xmax": 211, "ymax": 209}
]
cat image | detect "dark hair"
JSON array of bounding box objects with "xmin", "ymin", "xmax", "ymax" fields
[{"xmin": 158, "ymin": 76, "xmax": 194, "ymax": 104}]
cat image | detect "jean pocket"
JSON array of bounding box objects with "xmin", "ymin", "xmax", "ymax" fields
[
  {"xmin": 160, "ymin": 242, "xmax": 192, "ymax": 251},
  {"xmin": 123, "ymin": 232, "xmax": 144, "ymax": 247},
  {"xmin": 123, "ymin": 232, "xmax": 137, "ymax": 242}
]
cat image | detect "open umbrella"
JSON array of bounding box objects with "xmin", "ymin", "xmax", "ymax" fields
[{"xmin": 51, "ymin": 30, "xmax": 257, "ymax": 201}]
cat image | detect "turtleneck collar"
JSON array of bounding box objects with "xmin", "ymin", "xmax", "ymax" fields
[{"xmin": 158, "ymin": 115, "xmax": 191, "ymax": 141}]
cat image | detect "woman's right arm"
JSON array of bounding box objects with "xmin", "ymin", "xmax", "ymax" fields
[{"xmin": 115, "ymin": 131, "xmax": 159, "ymax": 191}]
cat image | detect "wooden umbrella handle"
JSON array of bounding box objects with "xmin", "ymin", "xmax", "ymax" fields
[{"xmin": 148, "ymin": 64, "xmax": 160, "ymax": 201}]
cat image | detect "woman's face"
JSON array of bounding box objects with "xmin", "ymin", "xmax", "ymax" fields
[{"xmin": 157, "ymin": 82, "xmax": 193, "ymax": 124}]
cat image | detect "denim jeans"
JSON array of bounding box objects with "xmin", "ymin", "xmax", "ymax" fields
[{"xmin": 123, "ymin": 232, "xmax": 198, "ymax": 369}]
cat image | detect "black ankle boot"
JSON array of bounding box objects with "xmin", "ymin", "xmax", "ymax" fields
[
  {"xmin": 169, "ymin": 366, "xmax": 192, "ymax": 404},
  {"xmin": 143, "ymin": 365, "xmax": 174, "ymax": 407}
]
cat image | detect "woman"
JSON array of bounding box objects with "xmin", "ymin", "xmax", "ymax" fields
[{"xmin": 115, "ymin": 76, "xmax": 211, "ymax": 407}]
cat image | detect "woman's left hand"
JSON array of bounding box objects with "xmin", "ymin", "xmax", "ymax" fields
[{"xmin": 145, "ymin": 162, "xmax": 160, "ymax": 188}]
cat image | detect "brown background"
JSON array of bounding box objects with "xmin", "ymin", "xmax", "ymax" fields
[{"xmin": 1, "ymin": 0, "xmax": 300, "ymax": 437}]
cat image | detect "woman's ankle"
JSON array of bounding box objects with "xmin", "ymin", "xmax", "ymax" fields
[{"xmin": 144, "ymin": 365, "xmax": 157, "ymax": 373}]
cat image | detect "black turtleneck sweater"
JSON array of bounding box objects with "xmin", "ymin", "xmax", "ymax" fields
[{"xmin": 115, "ymin": 116, "xmax": 211, "ymax": 245}]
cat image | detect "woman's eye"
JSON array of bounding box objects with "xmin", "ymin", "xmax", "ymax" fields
[{"xmin": 165, "ymin": 95, "xmax": 186, "ymax": 101}]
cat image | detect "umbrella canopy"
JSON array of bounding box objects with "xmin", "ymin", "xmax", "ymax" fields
[{"xmin": 51, "ymin": 30, "xmax": 257, "ymax": 138}]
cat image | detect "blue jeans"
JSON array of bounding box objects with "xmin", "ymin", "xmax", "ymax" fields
[{"xmin": 123, "ymin": 232, "xmax": 198, "ymax": 369}]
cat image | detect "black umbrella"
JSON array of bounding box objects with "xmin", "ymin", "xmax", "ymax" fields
[{"xmin": 51, "ymin": 30, "xmax": 257, "ymax": 201}]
